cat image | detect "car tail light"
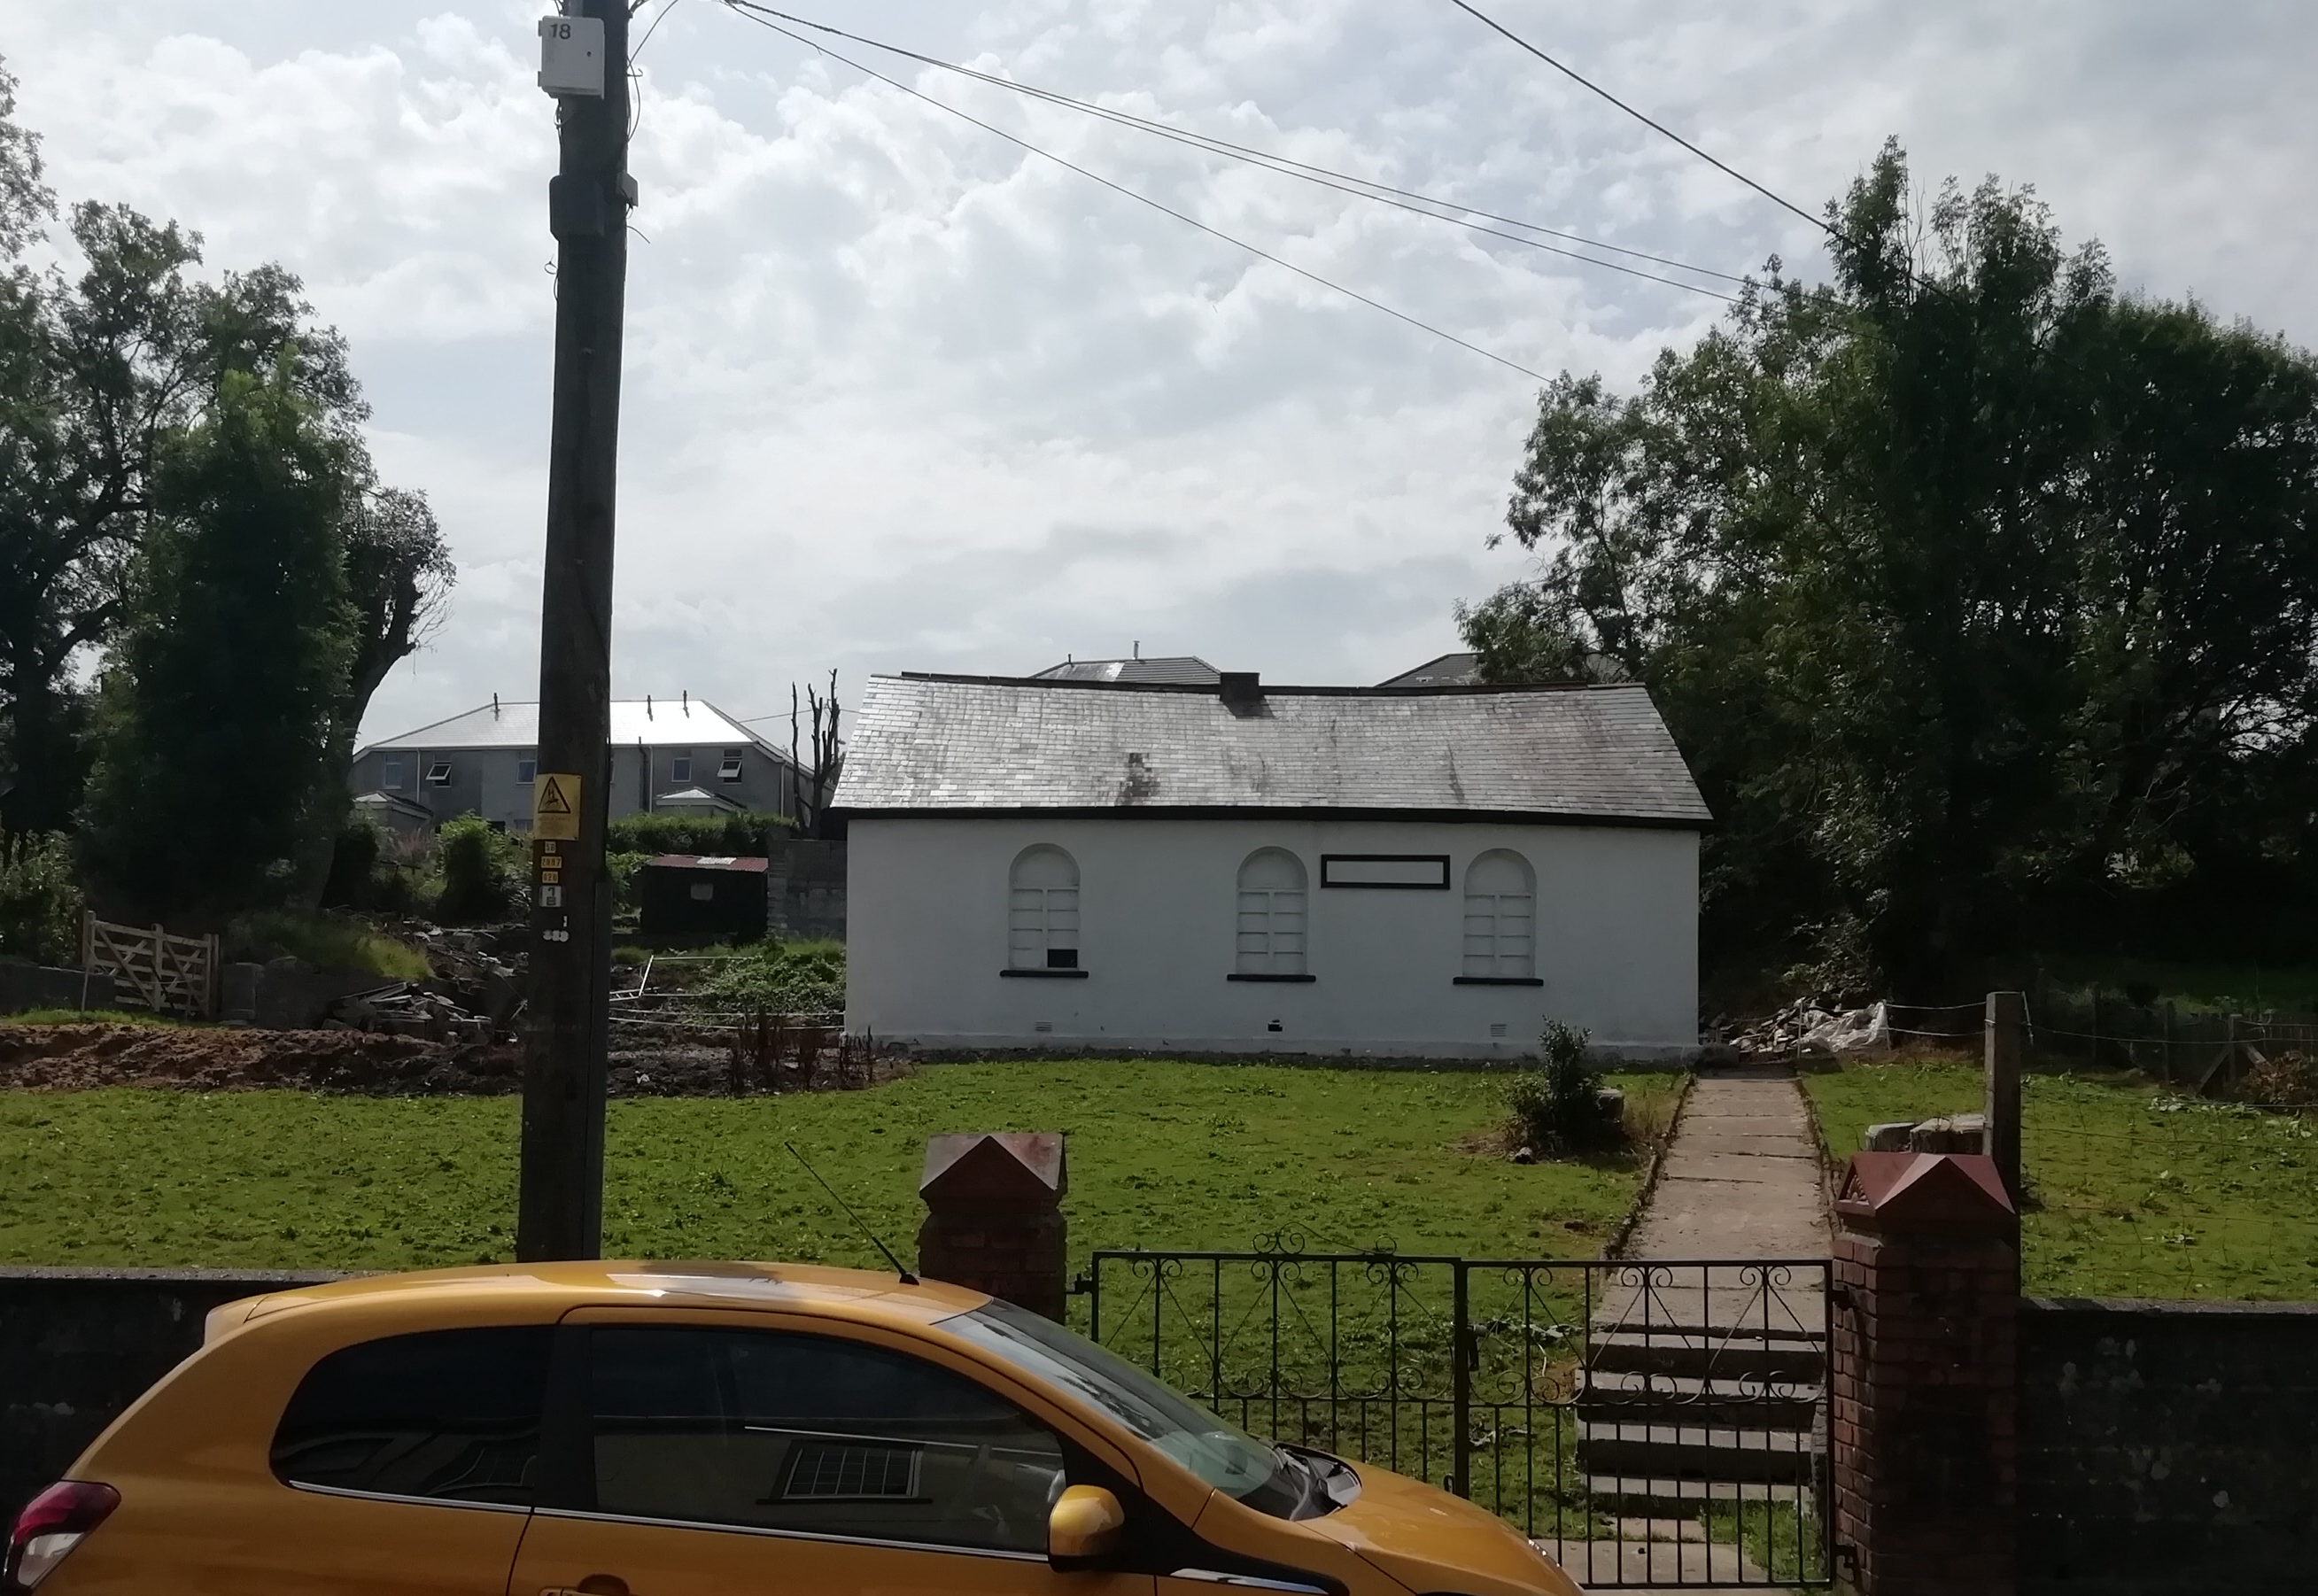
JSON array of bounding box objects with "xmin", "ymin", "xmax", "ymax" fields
[{"xmin": 5, "ymin": 1482, "xmax": 119, "ymax": 1592}]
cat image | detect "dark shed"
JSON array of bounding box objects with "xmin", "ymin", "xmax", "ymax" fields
[{"xmin": 637, "ymin": 855, "xmax": 769, "ymax": 941}]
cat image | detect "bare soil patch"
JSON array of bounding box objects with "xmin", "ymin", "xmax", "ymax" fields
[{"xmin": 0, "ymin": 1024, "xmax": 906, "ymax": 1097}]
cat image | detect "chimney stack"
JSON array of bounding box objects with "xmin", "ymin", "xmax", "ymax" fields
[{"xmin": 1219, "ymin": 671, "xmax": 1263, "ymax": 709}]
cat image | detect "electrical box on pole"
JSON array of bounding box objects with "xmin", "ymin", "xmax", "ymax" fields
[
  {"xmin": 517, "ymin": 0, "xmax": 630, "ymax": 1263},
  {"xmin": 537, "ymin": 14, "xmax": 607, "ymax": 97}
]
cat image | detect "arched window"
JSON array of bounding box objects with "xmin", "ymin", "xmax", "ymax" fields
[
  {"xmin": 1462, "ymin": 850, "xmax": 1536, "ymax": 979},
  {"xmin": 1235, "ymin": 848, "xmax": 1308, "ymax": 976},
  {"xmin": 1008, "ymin": 846, "xmax": 1081, "ymax": 970}
]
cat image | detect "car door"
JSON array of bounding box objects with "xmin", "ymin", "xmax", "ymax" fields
[
  {"xmin": 232, "ymin": 1323, "xmax": 553, "ymax": 1596},
  {"xmin": 507, "ymin": 1311, "xmax": 1152, "ymax": 1596}
]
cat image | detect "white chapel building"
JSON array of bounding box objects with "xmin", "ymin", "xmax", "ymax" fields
[{"xmin": 833, "ymin": 670, "xmax": 1712, "ymax": 1059}]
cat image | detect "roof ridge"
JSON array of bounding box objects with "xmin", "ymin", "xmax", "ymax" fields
[{"xmin": 886, "ymin": 671, "xmax": 1626, "ymax": 696}]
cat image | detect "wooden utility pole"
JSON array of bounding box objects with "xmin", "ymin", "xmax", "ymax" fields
[
  {"xmin": 1984, "ymin": 989, "xmax": 2026, "ymax": 1205},
  {"xmin": 518, "ymin": 0, "xmax": 631, "ymax": 1261}
]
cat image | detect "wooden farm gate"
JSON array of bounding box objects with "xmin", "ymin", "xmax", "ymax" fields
[{"xmin": 80, "ymin": 914, "xmax": 219, "ymax": 1019}]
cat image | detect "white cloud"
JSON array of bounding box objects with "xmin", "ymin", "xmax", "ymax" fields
[{"xmin": 8, "ymin": 0, "xmax": 2314, "ymax": 743}]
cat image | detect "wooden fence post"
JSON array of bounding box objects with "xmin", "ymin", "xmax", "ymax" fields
[{"xmin": 1985, "ymin": 991, "xmax": 2026, "ymax": 1205}]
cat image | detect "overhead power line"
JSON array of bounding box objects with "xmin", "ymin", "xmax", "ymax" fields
[
  {"xmin": 1445, "ymin": 0, "xmax": 1833, "ymax": 239},
  {"xmin": 720, "ymin": 2, "xmax": 1565, "ymax": 384},
  {"xmin": 722, "ymin": 2, "xmax": 1743, "ymax": 298}
]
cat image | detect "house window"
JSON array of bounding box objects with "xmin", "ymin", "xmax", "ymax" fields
[
  {"xmin": 1008, "ymin": 846, "xmax": 1080, "ymax": 971},
  {"xmin": 1235, "ymin": 848, "xmax": 1308, "ymax": 976},
  {"xmin": 382, "ymin": 757, "xmax": 404, "ymax": 790},
  {"xmin": 719, "ymin": 749, "xmax": 745, "ymax": 782},
  {"xmin": 516, "ymin": 758, "xmax": 537, "ymax": 785},
  {"xmin": 424, "ymin": 760, "xmax": 454, "ymax": 786},
  {"xmin": 670, "ymin": 751, "xmax": 693, "ymax": 784},
  {"xmin": 1462, "ymin": 850, "xmax": 1536, "ymax": 979}
]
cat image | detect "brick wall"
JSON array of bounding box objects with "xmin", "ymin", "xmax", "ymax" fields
[
  {"xmin": 0, "ymin": 1266, "xmax": 343, "ymax": 1524},
  {"xmin": 2020, "ymin": 1298, "xmax": 2318, "ymax": 1595},
  {"xmin": 1833, "ymin": 1226, "xmax": 2019, "ymax": 1594}
]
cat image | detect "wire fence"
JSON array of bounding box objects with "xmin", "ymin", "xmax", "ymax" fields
[{"xmin": 1827, "ymin": 991, "xmax": 2318, "ymax": 1302}]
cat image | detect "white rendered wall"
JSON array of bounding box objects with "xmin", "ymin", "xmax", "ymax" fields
[{"xmin": 845, "ymin": 817, "xmax": 1699, "ymax": 1059}]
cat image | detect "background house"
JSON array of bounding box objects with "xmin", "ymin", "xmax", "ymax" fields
[
  {"xmin": 835, "ymin": 670, "xmax": 1711, "ymax": 1058},
  {"xmin": 349, "ymin": 695, "xmax": 803, "ymax": 833}
]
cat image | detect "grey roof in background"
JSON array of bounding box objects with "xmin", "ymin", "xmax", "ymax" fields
[
  {"xmin": 1376, "ymin": 651, "xmax": 1480, "ymax": 688},
  {"xmin": 1031, "ymin": 655, "xmax": 1221, "ymax": 686},
  {"xmin": 834, "ymin": 674, "xmax": 1710, "ymax": 825},
  {"xmin": 358, "ymin": 698, "xmax": 787, "ymax": 759}
]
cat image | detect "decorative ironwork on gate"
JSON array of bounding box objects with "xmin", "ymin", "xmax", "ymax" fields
[
  {"xmin": 80, "ymin": 913, "xmax": 220, "ymax": 1019},
  {"xmin": 1074, "ymin": 1238, "xmax": 1832, "ymax": 1589}
]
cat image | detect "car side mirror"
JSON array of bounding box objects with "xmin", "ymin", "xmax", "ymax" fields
[{"xmin": 1048, "ymin": 1484, "xmax": 1126, "ymax": 1567}]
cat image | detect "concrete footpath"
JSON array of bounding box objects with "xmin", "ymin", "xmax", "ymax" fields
[
  {"xmin": 1557, "ymin": 1065, "xmax": 1833, "ymax": 1594},
  {"xmin": 1627, "ymin": 1066, "xmax": 1833, "ymax": 1259}
]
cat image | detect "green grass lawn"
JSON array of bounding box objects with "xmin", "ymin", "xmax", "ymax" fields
[
  {"xmin": 1805, "ymin": 1060, "xmax": 2318, "ymax": 1300},
  {"xmin": 0, "ymin": 1060, "xmax": 1678, "ymax": 1274}
]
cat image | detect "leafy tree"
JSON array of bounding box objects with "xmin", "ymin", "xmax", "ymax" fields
[
  {"xmin": 0, "ymin": 58, "xmax": 448, "ymax": 848},
  {"xmin": 77, "ymin": 362, "xmax": 360, "ymax": 920},
  {"xmin": 0, "ymin": 829, "xmax": 80, "ymax": 965},
  {"xmin": 1461, "ymin": 143, "xmax": 2318, "ymax": 994}
]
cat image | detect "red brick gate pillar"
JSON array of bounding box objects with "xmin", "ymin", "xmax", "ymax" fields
[
  {"xmin": 1830, "ymin": 1151, "xmax": 2019, "ymax": 1596},
  {"xmin": 916, "ymin": 1132, "xmax": 1068, "ymax": 1319}
]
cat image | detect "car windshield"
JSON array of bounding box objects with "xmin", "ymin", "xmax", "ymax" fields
[{"xmin": 942, "ymin": 1298, "xmax": 1314, "ymax": 1518}]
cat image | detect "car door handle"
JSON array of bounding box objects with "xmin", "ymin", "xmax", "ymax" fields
[{"xmin": 544, "ymin": 1579, "xmax": 630, "ymax": 1596}]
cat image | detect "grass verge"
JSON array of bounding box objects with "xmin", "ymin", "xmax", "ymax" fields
[
  {"xmin": 230, "ymin": 911, "xmax": 431, "ymax": 981},
  {"xmin": 0, "ymin": 1008, "xmax": 197, "ymax": 1028},
  {"xmin": 1804, "ymin": 1058, "xmax": 2318, "ymax": 1300}
]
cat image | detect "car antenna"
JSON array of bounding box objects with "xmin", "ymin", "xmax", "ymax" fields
[{"xmin": 785, "ymin": 1141, "xmax": 918, "ymax": 1284}]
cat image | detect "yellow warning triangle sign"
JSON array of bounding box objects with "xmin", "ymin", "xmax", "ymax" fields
[{"xmin": 532, "ymin": 772, "xmax": 581, "ymax": 840}]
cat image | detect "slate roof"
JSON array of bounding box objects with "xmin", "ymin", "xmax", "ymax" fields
[
  {"xmin": 833, "ymin": 674, "xmax": 1711, "ymax": 826},
  {"xmin": 1376, "ymin": 651, "xmax": 1481, "ymax": 688},
  {"xmin": 1031, "ymin": 655, "xmax": 1221, "ymax": 686},
  {"xmin": 359, "ymin": 698, "xmax": 786, "ymax": 758}
]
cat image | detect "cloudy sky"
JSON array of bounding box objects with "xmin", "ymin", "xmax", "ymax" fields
[{"xmin": 9, "ymin": 1, "xmax": 2314, "ymax": 744}]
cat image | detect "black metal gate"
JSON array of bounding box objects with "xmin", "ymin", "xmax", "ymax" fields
[{"xmin": 1074, "ymin": 1241, "xmax": 1832, "ymax": 1589}]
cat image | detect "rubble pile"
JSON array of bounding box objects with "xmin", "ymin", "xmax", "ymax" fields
[
  {"xmin": 1726, "ymin": 999, "xmax": 1892, "ymax": 1059},
  {"xmin": 323, "ymin": 983, "xmax": 492, "ymax": 1044}
]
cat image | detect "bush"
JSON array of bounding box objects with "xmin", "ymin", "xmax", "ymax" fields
[
  {"xmin": 435, "ymin": 815, "xmax": 529, "ymax": 925},
  {"xmin": 695, "ymin": 939, "xmax": 846, "ymax": 1013},
  {"xmin": 1506, "ymin": 1019, "xmax": 1620, "ymax": 1156},
  {"xmin": 605, "ymin": 810, "xmax": 795, "ymax": 859},
  {"xmin": 228, "ymin": 910, "xmax": 431, "ymax": 980},
  {"xmin": 0, "ymin": 832, "xmax": 83, "ymax": 966},
  {"xmin": 319, "ymin": 819, "xmax": 426, "ymax": 915}
]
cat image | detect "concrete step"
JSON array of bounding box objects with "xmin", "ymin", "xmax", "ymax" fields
[
  {"xmin": 1578, "ymin": 1475, "xmax": 1815, "ymax": 1517},
  {"xmin": 1577, "ymin": 1369, "xmax": 1820, "ymax": 1431},
  {"xmin": 1584, "ymin": 1329, "xmax": 1826, "ymax": 1384},
  {"xmin": 1577, "ymin": 1419, "xmax": 1821, "ymax": 1486}
]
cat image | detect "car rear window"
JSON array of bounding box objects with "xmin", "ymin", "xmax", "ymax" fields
[{"xmin": 271, "ymin": 1326, "xmax": 552, "ymax": 1507}]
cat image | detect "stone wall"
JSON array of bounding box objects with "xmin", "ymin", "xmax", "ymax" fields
[
  {"xmin": 0, "ymin": 1266, "xmax": 342, "ymax": 1522},
  {"xmin": 0, "ymin": 960, "xmax": 115, "ymax": 1015},
  {"xmin": 767, "ymin": 839, "xmax": 845, "ymax": 941},
  {"xmin": 2020, "ymin": 1297, "xmax": 2318, "ymax": 1595}
]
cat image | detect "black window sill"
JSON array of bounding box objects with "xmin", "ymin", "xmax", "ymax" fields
[
  {"xmin": 1454, "ymin": 976, "xmax": 1544, "ymax": 987},
  {"xmin": 1227, "ymin": 972, "xmax": 1316, "ymax": 983},
  {"xmin": 1000, "ymin": 967, "xmax": 1089, "ymax": 979}
]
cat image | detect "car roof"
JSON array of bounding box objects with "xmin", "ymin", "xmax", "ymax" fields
[{"xmin": 233, "ymin": 1259, "xmax": 992, "ymax": 1332}]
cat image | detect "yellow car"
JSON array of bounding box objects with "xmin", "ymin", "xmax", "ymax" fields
[{"xmin": 6, "ymin": 1261, "xmax": 1579, "ymax": 1596}]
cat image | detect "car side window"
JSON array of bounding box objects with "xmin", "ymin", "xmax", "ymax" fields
[
  {"xmin": 272, "ymin": 1325, "xmax": 553, "ymax": 1507},
  {"xmin": 587, "ymin": 1326, "xmax": 1065, "ymax": 1554}
]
